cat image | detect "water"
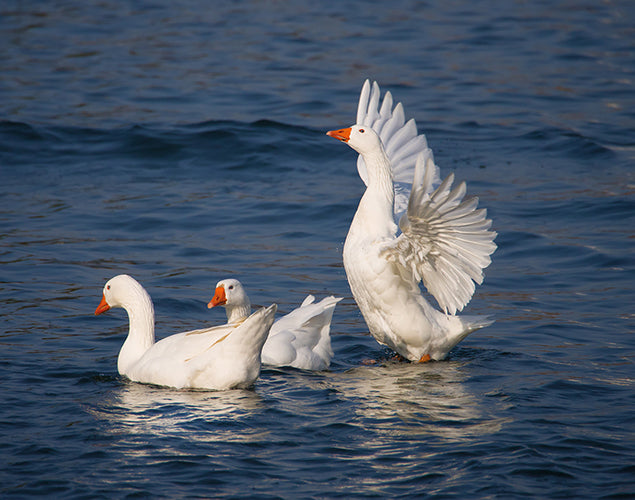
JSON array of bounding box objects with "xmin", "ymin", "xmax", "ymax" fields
[{"xmin": 1, "ymin": 0, "xmax": 634, "ymax": 498}]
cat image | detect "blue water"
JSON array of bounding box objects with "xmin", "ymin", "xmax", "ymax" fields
[{"xmin": 2, "ymin": 0, "xmax": 634, "ymax": 498}]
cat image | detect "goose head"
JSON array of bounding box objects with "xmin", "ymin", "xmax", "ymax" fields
[
  {"xmin": 208, "ymin": 278, "xmax": 251, "ymax": 324},
  {"xmin": 207, "ymin": 279, "xmax": 249, "ymax": 308},
  {"xmin": 95, "ymin": 274, "xmax": 143, "ymax": 315},
  {"xmin": 327, "ymin": 124, "xmax": 383, "ymax": 155}
]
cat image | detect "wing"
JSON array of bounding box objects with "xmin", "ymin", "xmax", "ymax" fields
[
  {"xmin": 261, "ymin": 329, "xmax": 298, "ymax": 366},
  {"xmin": 269, "ymin": 295, "xmax": 341, "ymax": 343},
  {"xmin": 147, "ymin": 323, "xmax": 235, "ymax": 361},
  {"xmin": 356, "ymin": 79, "xmax": 440, "ymax": 219},
  {"xmin": 265, "ymin": 295, "xmax": 341, "ymax": 368},
  {"xmin": 381, "ymin": 153, "xmax": 497, "ymax": 315}
]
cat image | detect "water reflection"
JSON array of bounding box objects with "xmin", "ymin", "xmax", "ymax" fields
[
  {"xmin": 90, "ymin": 382, "xmax": 266, "ymax": 444},
  {"xmin": 87, "ymin": 358, "xmax": 509, "ymax": 460},
  {"xmin": 326, "ymin": 360, "xmax": 507, "ymax": 442}
]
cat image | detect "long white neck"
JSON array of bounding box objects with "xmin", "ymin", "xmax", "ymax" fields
[
  {"xmin": 225, "ymin": 300, "xmax": 251, "ymax": 324},
  {"xmin": 117, "ymin": 286, "xmax": 155, "ymax": 376},
  {"xmin": 355, "ymin": 145, "xmax": 397, "ymax": 238}
]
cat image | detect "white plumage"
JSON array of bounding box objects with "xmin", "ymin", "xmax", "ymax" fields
[
  {"xmin": 208, "ymin": 278, "xmax": 341, "ymax": 370},
  {"xmin": 327, "ymin": 80, "xmax": 496, "ymax": 362},
  {"xmin": 95, "ymin": 274, "xmax": 276, "ymax": 390}
]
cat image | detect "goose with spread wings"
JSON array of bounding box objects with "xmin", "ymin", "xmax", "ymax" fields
[{"xmin": 327, "ymin": 80, "xmax": 496, "ymax": 362}]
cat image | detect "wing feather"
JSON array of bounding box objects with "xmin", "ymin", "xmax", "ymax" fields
[
  {"xmin": 355, "ymin": 80, "xmax": 496, "ymax": 313},
  {"xmin": 356, "ymin": 79, "xmax": 371, "ymax": 125},
  {"xmin": 385, "ymin": 119, "xmax": 418, "ymax": 155},
  {"xmin": 355, "ymin": 80, "xmax": 440, "ymax": 217},
  {"xmin": 383, "ymin": 153, "xmax": 497, "ymax": 314},
  {"xmin": 378, "ymin": 102, "xmax": 405, "ymax": 144}
]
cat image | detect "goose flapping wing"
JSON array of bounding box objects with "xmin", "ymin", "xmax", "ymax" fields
[
  {"xmin": 355, "ymin": 79, "xmax": 441, "ymax": 219},
  {"xmin": 380, "ymin": 153, "xmax": 497, "ymax": 315}
]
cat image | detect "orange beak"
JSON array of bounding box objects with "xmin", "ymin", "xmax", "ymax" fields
[
  {"xmin": 326, "ymin": 127, "xmax": 351, "ymax": 143},
  {"xmin": 207, "ymin": 286, "xmax": 227, "ymax": 309},
  {"xmin": 94, "ymin": 294, "xmax": 111, "ymax": 315}
]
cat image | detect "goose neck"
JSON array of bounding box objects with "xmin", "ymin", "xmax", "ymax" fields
[
  {"xmin": 225, "ymin": 302, "xmax": 251, "ymax": 324},
  {"xmin": 363, "ymin": 147, "xmax": 394, "ymax": 201},
  {"xmin": 356, "ymin": 148, "xmax": 396, "ymax": 234},
  {"xmin": 117, "ymin": 287, "xmax": 155, "ymax": 375}
]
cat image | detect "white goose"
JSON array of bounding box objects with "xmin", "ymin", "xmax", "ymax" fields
[
  {"xmin": 208, "ymin": 278, "xmax": 341, "ymax": 370},
  {"xmin": 94, "ymin": 274, "xmax": 277, "ymax": 390},
  {"xmin": 327, "ymin": 80, "xmax": 496, "ymax": 362}
]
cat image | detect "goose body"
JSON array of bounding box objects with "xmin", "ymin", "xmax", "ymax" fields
[
  {"xmin": 95, "ymin": 274, "xmax": 276, "ymax": 390},
  {"xmin": 208, "ymin": 279, "xmax": 341, "ymax": 370},
  {"xmin": 327, "ymin": 80, "xmax": 496, "ymax": 361}
]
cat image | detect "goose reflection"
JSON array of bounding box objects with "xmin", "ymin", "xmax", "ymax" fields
[
  {"xmin": 324, "ymin": 358, "xmax": 507, "ymax": 442},
  {"xmin": 90, "ymin": 382, "xmax": 267, "ymax": 444}
]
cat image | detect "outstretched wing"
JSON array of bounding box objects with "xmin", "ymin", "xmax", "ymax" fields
[
  {"xmin": 355, "ymin": 79, "xmax": 440, "ymax": 219},
  {"xmin": 381, "ymin": 153, "xmax": 497, "ymax": 315}
]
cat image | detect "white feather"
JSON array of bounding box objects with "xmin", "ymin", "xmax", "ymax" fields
[{"xmin": 328, "ymin": 80, "xmax": 497, "ymax": 361}]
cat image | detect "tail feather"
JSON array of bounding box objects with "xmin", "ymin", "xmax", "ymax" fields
[
  {"xmin": 430, "ymin": 314, "xmax": 493, "ymax": 361},
  {"xmin": 453, "ymin": 314, "xmax": 494, "ymax": 346},
  {"xmin": 461, "ymin": 314, "xmax": 494, "ymax": 334}
]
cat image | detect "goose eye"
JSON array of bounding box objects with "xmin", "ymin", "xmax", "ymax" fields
[
  {"xmin": 359, "ymin": 128, "xmax": 365, "ymax": 133},
  {"xmin": 228, "ymin": 285, "xmax": 234, "ymax": 290},
  {"xmin": 106, "ymin": 285, "xmax": 110, "ymax": 290}
]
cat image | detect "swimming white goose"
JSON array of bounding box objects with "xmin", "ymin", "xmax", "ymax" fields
[
  {"xmin": 94, "ymin": 274, "xmax": 277, "ymax": 390},
  {"xmin": 326, "ymin": 80, "xmax": 496, "ymax": 362},
  {"xmin": 208, "ymin": 278, "xmax": 341, "ymax": 370}
]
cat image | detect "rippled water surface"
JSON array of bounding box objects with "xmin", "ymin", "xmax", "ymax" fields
[{"xmin": 1, "ymin": 1, "xmax": 634, "ymax": 498}]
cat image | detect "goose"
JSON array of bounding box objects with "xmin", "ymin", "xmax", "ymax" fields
[
  {"xmin": 326, "ymin": 80, "xmax": 496, "ymax": 362},
  {"xmin": 94, "ymin": 274, "xmax": 277, "ymax": 390},
  {"xmin": 208, "ymin": 278, "xmax": 341, "ymax": 370}
]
